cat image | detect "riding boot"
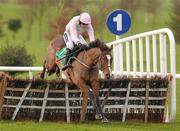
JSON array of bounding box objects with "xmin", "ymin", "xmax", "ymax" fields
[{"xmin": 62, "ymin": 48, "xmax": 72, "ymax": 71}]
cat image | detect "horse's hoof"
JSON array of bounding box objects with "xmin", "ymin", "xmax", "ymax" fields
[
  {"xmin": 39, "ymin": 74, "xmax": 44, "ymax": 80},
  {"xmin": 95, "ymin": 114, "xmax": 103, "ymax": 120},
  {"xmin": 101, "ymin": 118, "xmax": 109, "ymax": 123},
  {"xmin": 56, "ymin": 73, "xmax": 60, "ymax": 77}
]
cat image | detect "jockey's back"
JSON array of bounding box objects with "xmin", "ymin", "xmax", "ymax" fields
[{"xmin": 65, "ymin": 16, "xmax": 95, "ymax": 44}]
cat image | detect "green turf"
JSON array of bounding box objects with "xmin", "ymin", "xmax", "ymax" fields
[{"xmin": 0, "ymin": 121, "xmax": 180, "ymax": 131}]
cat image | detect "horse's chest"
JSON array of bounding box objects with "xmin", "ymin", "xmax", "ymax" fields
[
  {"xmin": 79, "ymin": 69, "xmax": 90, "ymax": 80},
  {"xmin": 83, "ymin": 72, "xmax": 90, "ymax": 79}
]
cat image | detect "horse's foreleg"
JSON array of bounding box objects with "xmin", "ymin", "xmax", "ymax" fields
[
  {"xmin": 88, "ymin": 88, "xmax": 95, "ymax": 110},
  {"xmin": 90, "ymin": 80, "xmax": 101, "ymax": 115},
  {"xmin": 88, "ymin": 88, "xmax": 101, "ymax": 118},
  {"xmin": 91, "ymin": 80, "xmax": 108, "ymax": 122},
  {"xmin": 77, "ymin": 80, "xmax": 89, "ymax": 122},
  {"xmin": 80, "ymin": 88, "xmax": 88, "ymax": 121}
]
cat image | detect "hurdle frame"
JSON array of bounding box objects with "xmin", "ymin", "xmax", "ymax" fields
[{"xmin": 106, "ymin": 28, "xmax": 177, "ymax": 122}]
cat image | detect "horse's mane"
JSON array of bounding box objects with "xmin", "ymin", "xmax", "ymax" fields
[{"xmin": 88, "ymin": 39, "xmax": 111, "ymax": 52}]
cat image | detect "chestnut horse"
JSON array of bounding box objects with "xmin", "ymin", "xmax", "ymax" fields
[{"xmin": 40, "ymin": 37, "xmax": 112, "ymax": 122}]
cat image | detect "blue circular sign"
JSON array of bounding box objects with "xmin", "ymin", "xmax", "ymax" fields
[{"xmin": 107, "ymin": 10, "xmax": 131, "ymax": 35}]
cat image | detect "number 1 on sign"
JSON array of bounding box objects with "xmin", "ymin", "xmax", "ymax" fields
[{"xmin": 113, "ymin": 14, "xmax": 122, "ymax": 31}]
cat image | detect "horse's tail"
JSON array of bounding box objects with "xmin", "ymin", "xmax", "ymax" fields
[{"xmin": 40, "ymin": 60, "xmax": 46, "ymax": 79}]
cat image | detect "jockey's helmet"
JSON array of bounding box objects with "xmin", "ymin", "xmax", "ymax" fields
[{"xmin": 79, "ymin": 12, "xmax": 91, "ymax": 24}]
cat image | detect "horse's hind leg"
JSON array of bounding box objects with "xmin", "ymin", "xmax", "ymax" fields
[
  {"xmin": 40, "ymin": 60, "xmax": 46, "ymax": 79},
  {"xmin": 55, "ymin": 64, "xmax": 60, "ymax": 77}
]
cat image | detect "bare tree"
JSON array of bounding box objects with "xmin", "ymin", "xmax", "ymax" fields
[
  {"xmin": 17, "ymin": 0, "xmax": 51, "ymax": 40},
  {"xmin": 143, "ymin": 0, "xmax": 162, "ymax": 27},
  {"xmin": 21, "ymin": 6, "xmax": 36, "ymax": 40},
  {"xmin": 119, "ymin": 0, "xmax": 141, "ymax": 18},
  {"xmin": 118, "ymin": 0, "xmax": 142, "ymax": 33},
  {"xmin": 54, "ymin": 0, "xmax": 65, "ymax": 14},
  {"xmin": 34, "ymin": 0, "xmax": 49, "ymax": 40},
  {"xmin": 46, "ymin": 0, "xmax": 85, "ymax": 40},
  {"xmin": 0, "ymin": 0, "xmax": 9, "ymax": 3},
  {"xmin": 84, "ymin": 0, "xmax": 116, "ymax": 39}
]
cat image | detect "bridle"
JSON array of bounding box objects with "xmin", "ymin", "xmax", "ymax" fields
[{"xmin": 96, "ymin": 53, "xmax": 112, "ymax": 76}]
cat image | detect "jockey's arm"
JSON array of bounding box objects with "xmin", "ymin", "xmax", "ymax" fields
[
  {"xmin": 87, "ymin": 24, "xmax": 95, "ymax": 42},
  {"xmin": 69, "ymin": 26, "xmax": 80, "ymax": 45}
]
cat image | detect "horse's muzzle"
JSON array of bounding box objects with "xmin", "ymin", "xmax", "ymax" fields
[{"xmin": 105, "ymin": 73, "xmax": 110, "ymax": 79}]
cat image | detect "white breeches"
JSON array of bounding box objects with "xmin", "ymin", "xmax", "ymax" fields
[{"xmin": 63, "ymin": 31, "xmax": 87, "ymax": 50}]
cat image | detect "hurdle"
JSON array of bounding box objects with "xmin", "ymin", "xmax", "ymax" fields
[{"xmin": 106, "ymin": 28, "xmax": 177, "ymax": 122}]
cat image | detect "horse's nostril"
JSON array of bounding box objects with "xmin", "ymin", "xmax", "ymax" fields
[{"xmin": 105, "ymin": 74, "xmax": 110, "ymax": 79}]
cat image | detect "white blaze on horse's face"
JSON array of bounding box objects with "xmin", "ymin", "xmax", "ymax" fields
[{"xmin": 106, "ymin": 54, "xmax": 112, "ymax": 76}]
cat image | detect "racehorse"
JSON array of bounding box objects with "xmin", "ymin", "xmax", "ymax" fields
[{"xmin": 40, "ymin": 37, "xmax": 113, "ymax": 122}]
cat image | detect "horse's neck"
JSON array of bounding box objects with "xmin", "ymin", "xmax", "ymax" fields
[
  {"xmin": 67, "ymin": 48, "xmax": 101, "ymax": 83},
  {"xmin": 84, "ymin": 48, "xmax": 101, "ymax": 64},
  {"xmin": 88, "ymin": 47, "xmax": 101, "ymax": 55}
]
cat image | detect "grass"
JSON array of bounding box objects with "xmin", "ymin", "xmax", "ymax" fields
[
  {"xmin": 0, "ymin": 0, "xmax": 180, "ymax": 131},
  {"xmin": 0, "ymin": 121, "xmax": 180, "ymax": 131}
]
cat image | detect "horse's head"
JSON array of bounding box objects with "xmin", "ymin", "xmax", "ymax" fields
[
  {"xmin": 98, "ymin": 50, "xmax": 113, "ymax": 79},
  {"xmin": 88, "ymin": 39, "xmax": 113, "ymax": 79}
]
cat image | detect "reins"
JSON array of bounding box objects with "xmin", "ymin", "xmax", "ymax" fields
[
  {"xmin": 73, "ymin": 50, "xmax": 101, "ymax": 69},
  {"xmin": 73, "ymin": 57, "xmax": 94, "ymax": 68}
]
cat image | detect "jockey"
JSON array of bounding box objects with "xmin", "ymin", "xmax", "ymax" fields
[{"xmin": 62, "ymin": 12, "xmax": 95, "ymax": 71}]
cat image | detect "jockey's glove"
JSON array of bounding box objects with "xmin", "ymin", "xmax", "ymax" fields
[
  {"xmin": 81, "ymin": 44, "xmax": 87, "ymax": 50},
  {"xmin": 77, "ymin": 42, "xmax": 87, "ymax": 50},
  {"xmin": 77, "ymin": 41, "xmax": 82, "ymax": 47}
]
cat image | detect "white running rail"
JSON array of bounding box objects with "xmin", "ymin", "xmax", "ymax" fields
[{"xmin": 0, "ymin": 66, "xmax": 43, "ymax": 79}]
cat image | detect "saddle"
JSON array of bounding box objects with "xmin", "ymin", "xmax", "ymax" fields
[{"xmin": 56, "ymin": 45, "xmax": 87, "ymax": 65}]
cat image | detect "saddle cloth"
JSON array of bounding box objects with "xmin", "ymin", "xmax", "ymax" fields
[{"xmin": 56, "ymin": 45, "xmax": 87, "ymax": 65}]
